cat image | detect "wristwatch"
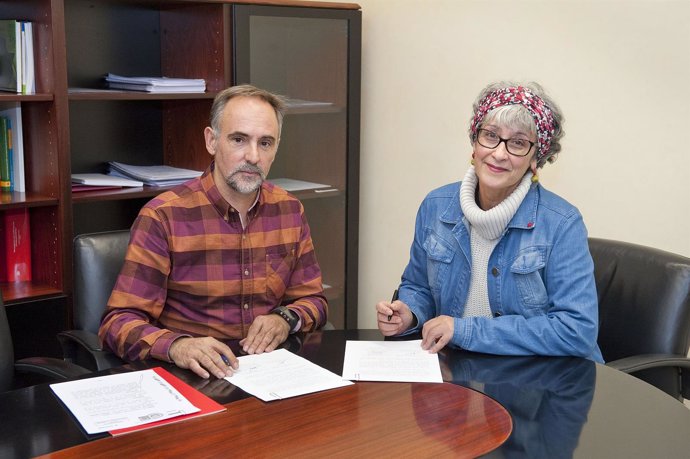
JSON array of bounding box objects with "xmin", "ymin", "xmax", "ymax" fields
[{"xmin": 271, "ymin": 306, "xmax": 299, "ymax": 332}]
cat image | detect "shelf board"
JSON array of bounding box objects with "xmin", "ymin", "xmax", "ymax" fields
[
  {"xmin": 0, "ymin": 92, "xmax": 53, "ymax": 102},
  {"xmin": 0, "ymin": 192, "xmax": 59, "ymax": 209},
  {"xmin": 68, "ymin": 88, "xmax": 216, "ymax": 101},
  {"xmin": 1, "ymin": 282, "xmax": 64, "ymax": 305},
  {"xmin": 72, "ymin": 186, "xmax": 175, "ymax": 203}
]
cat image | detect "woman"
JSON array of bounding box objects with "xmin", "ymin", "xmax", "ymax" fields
[{"xmin": 377, "ymin": 82, "xmax": 603, "ymax": 362}]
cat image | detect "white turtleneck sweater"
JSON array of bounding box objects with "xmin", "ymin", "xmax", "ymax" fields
[{"xmin": 459, "ymin": 166, "xmax": 533, "ymax": 318}]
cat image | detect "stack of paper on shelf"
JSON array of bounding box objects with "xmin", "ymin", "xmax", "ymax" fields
[
  {"xmin": 0, "ymin": 19, "xmax": 35, "ymax": 94},
  {"xmin": 105, "ymin": 73, "xmax": 206, "ymax": 93},
  {"xmin": 107, "ymin": 161, "xmax": 203, "ymax": 187}
]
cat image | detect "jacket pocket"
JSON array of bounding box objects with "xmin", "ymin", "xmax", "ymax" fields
[
  {"xmin": 510, "ymin": 247, "xmax": 548, "ymax": 308},
  {"xmin": 423, "ymin": 232, "xmax": 454, "ymax": 296}
]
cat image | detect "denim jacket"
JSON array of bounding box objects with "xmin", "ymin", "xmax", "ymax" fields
[{"xmin": 399, "ymin": 181, "xmax": 603, "ymax": 362}]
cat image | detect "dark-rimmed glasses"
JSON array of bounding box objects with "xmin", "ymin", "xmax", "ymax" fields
[{"xmin": 476, "ymin": 128, "xmax": 535, "ymax": 157}]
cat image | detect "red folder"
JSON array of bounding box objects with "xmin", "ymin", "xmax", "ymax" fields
[
  {"xmin": 4, "ymin": 208, "xmax": 31, "ymax": 282},
  {"xmin": 109, "ymin": 367, "xmax": 226, "ymax": 436}
]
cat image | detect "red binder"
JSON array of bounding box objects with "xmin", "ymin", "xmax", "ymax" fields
[
  {"xmin": 109, "ymin": 367, "xmax": 226, "ymax": 436},
  {"xmin": 3, "ymin": 207, "xmax": 31, "ymax": 282}
]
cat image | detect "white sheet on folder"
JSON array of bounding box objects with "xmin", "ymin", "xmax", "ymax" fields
[
  {"xmin": 224, "ymin": 348, "xmax": 352, "ymax": 402},
  {"xmin": 341, "ymin": 340, "xmax": 443, "ymax": 383},
  {"xmin": 50, "ymin": 369, "xmax": 199, "ymax": 434}
]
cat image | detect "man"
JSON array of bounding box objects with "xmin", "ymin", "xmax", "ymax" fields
[{"xmin": 99, "ymin": 85, "xmax": 327, "ymax": 379}]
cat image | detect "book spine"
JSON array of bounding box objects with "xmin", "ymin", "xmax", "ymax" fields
[
  {"xmin": 14, "ymin": 21, "xmax": 22, "ymax": 94},
  {"xmin": 0, "ymin": 216, "xmax": 6, "ymax": 282},
  {"xmin": 4, "ymin": 207, "xmax": 31, "ymax": 282},
  {"xmin": 6, "ymin": 118, "xmax": 13, "ymax": 191},
  {"xmin": 0, "ymin": 117, "xmax": 10, "ymax": 191}
]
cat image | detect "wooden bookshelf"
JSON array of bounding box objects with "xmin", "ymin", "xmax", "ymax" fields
[{"xmin": 0, "ymin": 0, "xmax": 360, "ymax": 354}]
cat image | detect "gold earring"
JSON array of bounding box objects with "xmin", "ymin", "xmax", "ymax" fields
[
  {"xmin": 531, "ymin": 173, "xmax": 539, "ymax": 183},
  {"xmin": 471, "ymin": 158, "xmax": 475, "ymax": 166}
]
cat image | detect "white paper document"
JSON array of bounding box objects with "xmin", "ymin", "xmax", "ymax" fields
[
  {"xmin": 50, "ymin": 369, "xmax": 200, "ymax": 434},
  {"xmin": 268, "ymin": 178, "xmax": 331, "ymax": 191},
  {"xmin": 342, "ymin": 340, "xmax": 443, "ymax": 383},
  {"xmin": 225, "ymin": 348, "xmax": 353, "ymax": 402}
]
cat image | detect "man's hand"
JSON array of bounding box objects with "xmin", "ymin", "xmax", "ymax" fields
[
  {"xmin": 240, "ymin": 313, "xmax": 290, "ymax": 354},
  {"xmin": 169, "ymin": 336, "xmax": 238, "ymax": 379},
  {"xmin": 421, "ymin": 315, "xmax": 454, "ymax": 353},
  {"xmin": 376, "ymin": 299, "xmax": 414, "ymax": 336}
]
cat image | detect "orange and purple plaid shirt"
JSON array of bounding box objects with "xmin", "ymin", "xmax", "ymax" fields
[{"xmin": 99, "ymin": 164, "xmax": 327, "ymax": 362}]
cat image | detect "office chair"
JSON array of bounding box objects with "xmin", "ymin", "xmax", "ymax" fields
[
  {"xmin": 58, "ymin": 230, "xmax": 130, "ymax": 371},
  {"xmin": 0, "ymin": 292, "xmax": 89, "ymax": 392},
  {"xmin": 590, "ymin": 237, "xmax": 690, "ymax": 402}
]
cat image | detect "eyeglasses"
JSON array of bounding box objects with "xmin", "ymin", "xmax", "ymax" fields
[{"xmin": 475, "ymin": 128, "xmax": 535, "ymax": 157}]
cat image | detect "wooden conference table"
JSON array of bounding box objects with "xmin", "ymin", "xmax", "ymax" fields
[{"xmin": 1, "ymin": 330, "xmax": 690, "ymax": 458}]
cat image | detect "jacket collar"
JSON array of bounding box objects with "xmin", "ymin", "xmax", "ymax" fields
[{"xmin": 440, "ymin": 182, "xmax": 540, "ymax": 230}]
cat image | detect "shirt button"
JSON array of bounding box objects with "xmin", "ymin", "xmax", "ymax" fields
[
  {"xmin": 242, "ymin": 235, "xmax": 246, "ymax": 240},
  {"xmin": 243, "ymin": 303, "xmax": 249, "ymax": 310},
  {"xmin": 491, "ymin": 267, "xmax": 499, "ymax": 276},
  {"xmin": 244, "ymin": 269, "xmax": 249, "ymax": 276}
]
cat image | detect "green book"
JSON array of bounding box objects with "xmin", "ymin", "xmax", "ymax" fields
[
  {"xmin": 0, "ymin": 117, "xmax": 10, "ymax": 191},
  {"xmin": 0, "ymin": 20, "xmax": 21, "ymax": 93}
]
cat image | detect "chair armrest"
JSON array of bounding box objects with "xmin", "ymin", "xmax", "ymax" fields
[
  {"xmin": 606, "ymin": 353, "xmax": 690, "ymax": 373},
  {"xmin": 57, "ymin": 330, "xmax": 124, "ymax": 372},
  {"xmin": 607, "ymin": 353, "xmax": 690, "ymax": 400},
  {"xmin": 14, "ymin": 357, "xmax": 90, "ymax": 380}
]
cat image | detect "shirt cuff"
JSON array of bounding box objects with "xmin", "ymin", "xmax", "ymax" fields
[{"xmin": 151, "ymin": 332, "xmax": 191, "ymax": 362}]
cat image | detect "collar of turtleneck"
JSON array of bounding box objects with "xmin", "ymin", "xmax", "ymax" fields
[{"xmin": 459, "ymin": 166, "xmax": 533, "ymax": 240}]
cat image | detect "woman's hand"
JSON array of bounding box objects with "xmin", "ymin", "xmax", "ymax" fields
[
  {"xmin": 421, "ymin": 315, "xmax": 454, "ymax": 353},
  {"xmin": 376, "ymin": 299, "xmax": 414, "ymax": 336}
]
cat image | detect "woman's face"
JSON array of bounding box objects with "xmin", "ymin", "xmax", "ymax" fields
[{"xmin": 473, "ymin": 122, "xmax": 537, "ymax": 206}]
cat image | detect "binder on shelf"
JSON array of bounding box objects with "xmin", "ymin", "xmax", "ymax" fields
[
  {"xmin": 104, "ymin": 73, "xmax": 206, "ymax": 93},
  {"xmin": 0, "ymin": 103, "xmax": 25, "ymax": 192},
  {"xmin": 3, "ymin": 207, "xmax": 31, "ymax": 282},
  {"xmin": 107, "ymin": 161, "xmax": 202, "ymax": 187},
  {"xmin": 20, "ymin": 21, "xmax": 34, "ymax": 94},
  {"xmin": 0, "ymin": 19, "xmax": 34, "ymax": 94},
  {"xmin": 71, "ymin": 173, "xmax": 144, "ymax": 188},
  {"xmin": 268, "ymin": 178, "xmax": 332, "ymax": 192}
]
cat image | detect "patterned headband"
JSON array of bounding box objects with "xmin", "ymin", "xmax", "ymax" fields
[{"xmin": 470, "ymin": 86, "xmax": 555, "ymax": 162}]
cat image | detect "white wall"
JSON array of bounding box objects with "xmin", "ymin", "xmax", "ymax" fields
[{"xmin": 353, "ymin": 0, "xmax": 690, "ymax": 328}]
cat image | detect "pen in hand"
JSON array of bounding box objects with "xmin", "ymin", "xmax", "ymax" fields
[{"xmin": 388, "ymin": 289, "xmax": 399, "ymax": 321}]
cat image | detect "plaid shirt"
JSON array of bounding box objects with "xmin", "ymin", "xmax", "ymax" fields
[{"xmin": 99, "ymin": 164, "xmax": 327, "ymax": 362}]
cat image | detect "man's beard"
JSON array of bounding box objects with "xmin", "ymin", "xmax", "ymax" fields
[{"xmin": 226, "ymin": 163, "xmax": 266, "ymax": 194}]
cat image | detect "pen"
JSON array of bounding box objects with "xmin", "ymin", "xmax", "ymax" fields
[
  {"xmin": 388, "ymin": 289, "xmax": 399, "ymax": 321},
  {"xmin": 221, "ymin": 354, "xmax": 231, "ymax": 366}
]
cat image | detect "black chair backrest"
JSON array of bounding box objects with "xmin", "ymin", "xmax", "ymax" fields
[
  {"xmin": 0, "ymin": 293, "xmax": 15, "ymax": 392},
  {"xmin": 589, "ymin": 237, "xmax": 690, "ymax": 362},
  {"xmin": 73, "ymin": 230, "xmax": 131, "ymax": 334}
]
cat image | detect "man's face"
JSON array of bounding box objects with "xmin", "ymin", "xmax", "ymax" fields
[{"xmin": 205, "ymin": 96, "xmax": 279, "ymax": 200}]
